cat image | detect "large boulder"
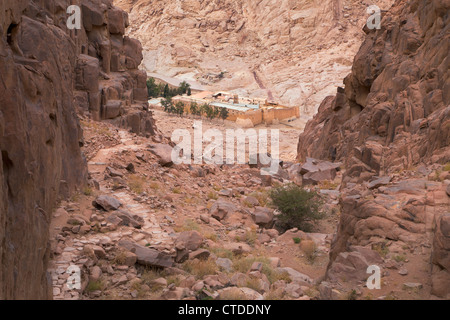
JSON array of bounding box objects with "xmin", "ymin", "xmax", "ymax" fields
[
  {"xmin": 210, "ymin": 200, "xmax": 237, "ymax": 221},
  {"xmin": 118, "ymin": 240, "xmax": 173, "ymax": 268},
  {"xmin": 300, "ymin": 157, "xmax": 341, "ymax": 185},
  {"xmin": 93, "ymin": 195, "xmax": 122, "ymax": 211},
  {"xmin": 251, "ymin": 207, "xmax": 275, "ymax": 229},
  {"xmin": 175, "ymin": 231, "xmax": 204, "ymax": 251},
  {"xmin": 148, "ymin": 144, "xmax": 174, "ymax": 167},
  {"xmin": 326, "ymin": 246, "xmax": 383, "ymax": 283}
]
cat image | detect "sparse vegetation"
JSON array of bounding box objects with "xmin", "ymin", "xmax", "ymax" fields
[
  {"xmin": 174, "ymin": 219, "xmax": 201, "ymax": 232},
  {"xmin": 113, "ymin": 251, "xmax": 128, "ymax": 265},
  {"xmin": 86, "ymin": 279, "xmax": 106, "ymax": 293},
  {"xmin": 443, "ymin": 162, "xmax": 450, "ymax": 172},
  {"xmin": 372, "ymin": 241, "xmax": 389, "ymax": 258},
  {"xmin": 244, "ymin": 228, "xmax": 258, "ymax": 246},
  {"xmin": 83, "ymin": 186, "xmax": 93, "ymax": 196},
  {"xmin": 232, "ymin": 255, "xmax": 291, "ymax": 284},
  {"xmin": 218, "ymin": 290, "xmax": 246, "ymax": 300},
  {"xmin": 128, "ymin": 174, "xmax": 146, "ymax": 194},
  {"xmin": 141, "ymin": 268, "xmax": 166, "ymax": 293},
  {"xmin": 149, "ymin": 182, "xmax": 160, "ymax": 190},
  {"xmin": 265, "ymin": 288, "xmax": 286, "ymax": 300},
  {"xmin": 172, "ymin": 187, "xmax": 182, "ymax": 194},
  {"xmin": 347, "ymin": 289, "xmax": 358, "ymax": 300},
  {"xmin": 245, "ymin": 277, "xmax": 262, "ymax": 292},
  {"xmin": 207, "ymin": 191, "xmax": 218, "ymax": 200},
  {"xmin": 393, "ymin": 254, "xmax": 407, "ymax": 262},
  {"xmin": 249, "ymin": 191, "xmax": 269, "ymax": 207},
  {"xmin": 318, "ymin": 180, "xmax": 340, "ymax": 190},
  {"xmin": 269, "ymin": 183, "xmax": 324, "ymax": 232},
  {"xmin": 300, "ymin": 240, "xmax": 318, "ymax": 264},
  {"xmin": 293, "ymin": 237, "xmax": 301, "ymax": 244},
  {"xmin": 209, "ymin": 247, "xmax": 234, "ymax": 260},
  {"xmin": 182, "ymin": 258, "xmax": 217, "ymax": 278}
]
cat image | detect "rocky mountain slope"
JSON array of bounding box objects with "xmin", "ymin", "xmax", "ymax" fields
[
  {"xmin": 0, "ymin": 0, "xmax": 156, "ymax": 299},
  {"xmin": 297, "ymin": 0, "xmax": 450, "ymax": 298},
  {"xmin": 115, "ymin": 0, "xmax": 393, "ymax": 114}
]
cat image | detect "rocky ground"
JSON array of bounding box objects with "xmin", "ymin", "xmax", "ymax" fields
[{"xmin": 47, "ymin": 110, "xmax": 449, "ymax": 300}]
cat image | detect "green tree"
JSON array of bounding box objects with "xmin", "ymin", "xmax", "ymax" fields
[
  {"xmin": 163, "ymin": 84, "xmax": 170, "ymax": 98},
  {"xmin": 187, "ymin": 87, "xmax": 192, "ymax": 96},
  {"xmin": 219, "ymin": 107, "xmax": 229, "ymax": 121},
  {"xmin": 200, "ymin": 103, "xmax": 209, "ymax": 118},
  {"xmin": 161, "ymin": 97, "xmax": 174, "ymax": 114},
  {"xmin": 205, "ymin": 105, "xmax": 215, "ymax": 120},
  {"xmin": 178, "ymin": 81, "xmax": 191, "ymax": 95},
  {"xmin": 175, "ymin": 102, "xmax": 185, "ymax": 117},
  {"xmin": 212, "ymin": 107, "xmax": 220, "ymax": 119},
  {"xmin": 269, "ymin": 183, "xmax": 324, "ymax": 232},
  {"xmin": 190, "ymin": 102, "xmax": 198, "ymax": 117},
  {"xmin": 157, "ymin": 83, "xmax": 164, "ymax": 97},
  {"xmin": 146, "ymin": 78, "xmax": 159, "ymax": 98}
]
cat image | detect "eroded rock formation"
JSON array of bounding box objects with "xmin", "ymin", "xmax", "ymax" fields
[
  {"xmin": 115, "ymin": 0, "xmax": 394, "ymax": 114},
  {"xmin": 297, "ymin": 0, "xmax": 450, "ymax": 298},
  {"xmin": 297, "ymin": 0, "xmax": 449, "ymax": 175},
  {"xmin": 0, "ymin": 0, "xmax": 155, "ymax": 299}
]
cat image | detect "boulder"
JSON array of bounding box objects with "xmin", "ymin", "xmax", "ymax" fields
[
  {"xmin": 148, "ymin": 144, "xmax": 174, "ymax": 167},
  {"xmin": 175, "ymin": 243, "xmax": 189, "ymax": 263},
  {"xmin": 108, "ymin": 8, "xmax": 126, "ymax": 35},
  {"xmin": 216, "ymin": 258, "xmax": 233, "ymax": 272},
  {"xmin": 368, "ymin": 176, "xmax": 391, "ymax": 189},
  {"xmin": 252, "ymin": 206, "xmax": 274, "ymax": 229},
  {"xmin": 93, "ymin": 195, "xmax": 122, "ymax": 211},
  {"xmin": 327, "ymin": 246, "xmax": 383, "ymax": 283},
  {"xmin": 210, "ymin": 200, "xmax": 237, "ymax": 221},
  {"xmin": 223, "ymin": 242, "xmax": 252, "ymax": 255},
  {"xmin": 102, "ymin": 100, "xmax": 123, "ymax": 120},
  {"xmin": 106, "ymin": 210, "xmax": 144, "ymax": 229},
  {"xmin": 175, "ymin": 231, "xmax": 203, "ymax": 251},
  {"xmin": 189, "ymin": 249, "xmax": 210, "ymax": 260},
  {"xmin": 89, "ymin": 266, "xmax": 102, "ymax": 282},
  {"xmin": 118, "ymin": 240, "xmax": 173, "ymax": 268}
]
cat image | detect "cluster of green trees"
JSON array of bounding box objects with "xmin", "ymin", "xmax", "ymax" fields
[
  {"xmin": 147, "ymin": 77, "xmax": 192, "ymax": 99},
  {"xmin": 161, "ymin": 99, "xmax": 229, "ymax": 121},
  {"xmin": 161, "ymin": 97, "xmax": 186, "ymax": 116}
]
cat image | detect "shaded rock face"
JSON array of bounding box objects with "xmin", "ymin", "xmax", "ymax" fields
[
  {"xmin": 0, "ymin": 0, "xmax": 88, "ymax": 299},
  {"xmin": 296, "ymin": 0, "xmax": 450, "ymax": 297},
  {"xmin": 70, "ymin": 0, "xmax": 157, "ymax": 137},
  {"xmin": 0, "ymin": 0, "xmax": 154, "ymax": 299},
  {"xmin": 297, "ymin": 0, "xmax": 449, "ymax": 179}
]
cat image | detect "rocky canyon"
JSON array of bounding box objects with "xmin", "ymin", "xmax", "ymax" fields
[{"xmin": 0, "ymin": 0, "xmax": 449, "ymax": 302}]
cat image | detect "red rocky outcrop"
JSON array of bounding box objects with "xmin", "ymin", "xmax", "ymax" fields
[
  {"xmin": 0, "ymin": 0, "xmax": 156, "ymax": 299},
  {"xmin": 297, "ymin": 0, "xmax": 450, "ymax": 298},
  {"xmin": 297, "ymin": 0, "xmax": 449, "ymax": 181}
]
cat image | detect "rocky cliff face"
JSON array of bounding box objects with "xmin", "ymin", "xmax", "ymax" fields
[
  {"xmin": 297, "ymin": 0, "xmax": 449, "ymax": 298},
  {"xmin": 297, "ymin": 0, "xmax": 449, "ymax": 171},
  {"xmin": 0, "ymin": 0, "xmax": 155, "ymax": 299},
  {"xmin": 115, "ymin": 0, "xmax": 393, "ymax": 114}
]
